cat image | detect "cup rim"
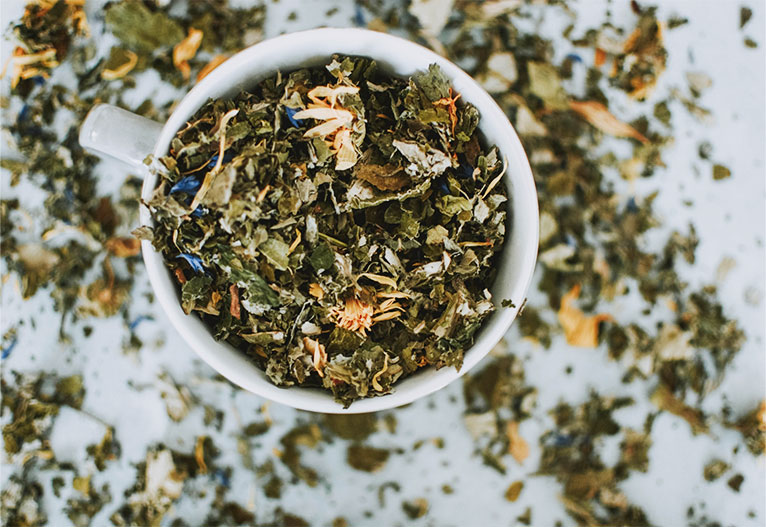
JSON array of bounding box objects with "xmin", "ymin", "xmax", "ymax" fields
[{"xmin": 139, "ymin": 27, "xmax": 538, "ymax": 413}]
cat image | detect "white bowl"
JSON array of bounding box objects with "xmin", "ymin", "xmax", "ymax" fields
[{"xmin": 79, "ymin": 28, "xmax": 539, "ymax": 413}]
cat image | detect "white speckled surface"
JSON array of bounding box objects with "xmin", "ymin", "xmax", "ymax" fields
[{"xmin": 1, "ymin": 1, "xmax": 764, "ymax": 526}]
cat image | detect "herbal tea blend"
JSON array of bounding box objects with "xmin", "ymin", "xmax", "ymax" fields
[
  {"xmin": 4, "ymin": 0, "xmax": 762, "ymax": 524},
  {"xmin": 142, "ymin": 56, "xmax": 508, "ymax": 405}
]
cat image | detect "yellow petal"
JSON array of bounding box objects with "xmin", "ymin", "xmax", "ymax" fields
[
  {"xmin": 557, "ymin": 284, "xmax": 613, "ymax": 348},
  {"xmin": 197, "ymin": 54, "xmax": 227, "ymax": 83},
  {"xmin": 194, "ymin": 436, "xmax": 207, "ymax": 474},
  {"xmin": 173, "ymin": 28, "xmax": 203, "ymax": 80},
  {"xmin": 292, "ymin": 107, "xmax": 354, "ymax": 122},
  {"xmin": 376, "ymin": 291, "xmax": 410, "ymax": 299},
  {"xmin": 101, "ymin": 50, "xmax": 138, "ymax": 81},
  {"xmin": 506, "ymin": 421, "xmax": 529, "ymax": 464},
  {"xmin": 372, "ymin": 310, "xmax": 402, "ymax": 322},
  {"xmin": 371, "ymin": 353, "xmax": 389, "ymax": 392},
  {"xmin": 568, "ymin": 100, "xmax": 649, "ymax": 144},
  {"xmin": 303, "ymin": 118, "xmax": 348, "ymax": 138},
  {"xmin": 308, "ymin": 282, "xmax": 325, "ymax": 300},
  {"xmin": 358, "ymin": 273, "xmax": 397, "ymax": 289},
  {"xmin": 334, "ymin": 129, "xmax": 358, "ymax": 171},
  {"xmin": 303, "ymin": 337, "xmax": 327, "ymax": 377},
  {"xmin": 307, "ymin": 85, "xmax": 359, "ymax": 107}
]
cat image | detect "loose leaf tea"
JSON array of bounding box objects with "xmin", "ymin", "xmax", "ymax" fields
[
  {"xmin": 2, "ymin": 0, "xmax": 764, "ymax": 525},
  {"xmin": 144, "ymin": 56, "xmax": 508, "ymax": 406}
]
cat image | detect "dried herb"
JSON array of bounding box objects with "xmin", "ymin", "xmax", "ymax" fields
[
  {"xmin": 347, "ymin": 444, "xmax": 390, "ymax": 472},
  {"xmin": 1, "ymin": 0, "xmax": 762, "ymax": 525},
  {"xmin": 463, "ymin": 352, "xmax": 536, "ymax": 473},
  {"xmin": 703, "ymin": 459, "xmax": 730, "ymax": 482},
  {"xmin": 539, "ymin": 393, "xmax": 650, "ymax": 526},
  {"xmin": 504, "ymin": 480, "xmax": 523, "ymax": 502},
  {"xmin": 9, "ymin": 0, "xmax": 88, "ymax": 93},
  {"xmin": 145, "ymin": 56, "xmax": 508, "ymax": 406},
  {"xmin": 727, "ymin": 473, "xmax": 744, "ymax": 492}
]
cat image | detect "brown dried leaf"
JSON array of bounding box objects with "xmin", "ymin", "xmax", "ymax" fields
[
  {"xmin": 355, "ymin": 163, "xmax": 411, "ymax": 191},
  {"xmin": 569, "ymin": 100, "xmax": 649, "ymax": 144},
  {"xmin": 650, "ymin": 383, "xmax": 708, "ymax": 435},
  {"xmin": 105, "ymin": 236, "xmax": 141, "ymax": 257},
  {"xmin": 558, "ymin": 284, "xmax": 613, "ymax": 348}
]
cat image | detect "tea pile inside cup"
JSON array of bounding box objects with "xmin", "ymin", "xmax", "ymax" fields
[{"xmin": 140, "ymin": 56, "xmax": 509, "ymax": 406}]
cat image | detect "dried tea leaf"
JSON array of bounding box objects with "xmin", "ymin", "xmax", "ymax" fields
[
  {"xmin": 105, "ymin": 1, "xmax": 185, "ymax": 52},
  {"xmin": 346, "ymin": 444, "xmax": 390, "ymax": 472},
  {"xmin": 505, "ymin": 480, "xmax": 524, "ymax": 502},
  {"xmin": 355, "ymin": 163, "xmax": 410, "ymax": 191},
  {"xmin": 528, "ymin": 62, "xmax": 569, "ymax": 110},
  {"xmin": 147, "ymin": 57, "xmax": 506, "ymax": 406},
  {"xmin": 712, "ymin": 163, "xmax": 731, "ymax": 180},
  {"xmin": 703, "ymin": 459, "xmax": 730, "ymax": 481},
  {"xmin": 409, "ymin": 0, "xmax": 455, "ymax": 36},
  {"xmin": 650, "ymin": 383, "xmax": 708, "ymax": 435}
]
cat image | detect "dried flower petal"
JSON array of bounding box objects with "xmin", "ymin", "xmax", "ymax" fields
[
  {"xmin": 330, "ymin": 297, "xmax": 374, "ymax": 336},
  {"xmin": 101, "ymin": 49, "xmax": 138, "ymax": 81},
  {"xmin": 568, "ymin": 100, "xmax": 649, "ymax": 144},
  {"xmin": 303, "ymin": 337, "xmax": 327, "ymax": 377},
  {"xmin": 173, "ymin": 28, "xmax": 203, "ymax": 80},
  {"xmin": 308, "ymin": 283, "xmax": 325, "ymax": 300},
  {"xmin": 557, "ymin": 284, "xmax": 613, "ymax": 348},
  {"xmin": 197, "ymin": 54, "xmax": 227, "ymax": 83},
  {"xmin": 105, "ymin": 236, "xmax": 141, "ymax": 257},
  {"xmin": 506, "ymin": 421, "xmax": 529, "ymax": 463},
  {"xmin": 229, "ymin": 284, "xmax": 241, "ymax": 319}
]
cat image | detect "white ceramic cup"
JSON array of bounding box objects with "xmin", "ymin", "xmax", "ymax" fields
[{"xmin": 79, "ymin": 28, "xmax": 539, "ymax": 414}]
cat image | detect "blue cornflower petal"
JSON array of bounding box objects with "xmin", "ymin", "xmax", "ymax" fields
[
  {"xmin": 214, "ymin": 469, "xmax": 230, "ymax": 488},
  {"xmin": 190, "ymin": 207, "xmax": 205, "ymax": 218},
  {"xmin": 458, "ymin": 160, "xmax": 474, "ymax": 179},
  {"xmin": 176, "ymin": 253, "xmax": 205, "ymax": 274},
  {"xmin": 33, "ymin": 76, "xmax": 46, "ymax": 86},
  {"xmin": 205, "ymin": 151, "xmax": 234, "ymax": 169},
  {"xmin": 17, "ymin": 105, "xmax": 30, "ymax": 124},
  {"xmin": 436, "ymin": 179, "xmax": 451, "ymax": 196},
  {"xmin": 170, "ymin": 175, "xmax": 202, "ymax": 195},
  {"xmin": 626, "ymin": 197, "xmax": 638, "ymax": 213},
  {"xmin": 129, "ymin": 315, "xmax": 153, "ymax": 331},
  {"xmin": 354, "ymin": 4, "xmax": 365, "ymax": 26},
  {"xmin": 565, "ymin": 53, "xmax": 583, "ymax": 64},
  {"xmin": 1, "ymin": 338, "xmax": 17, "ymax": 360},
  {"xmin": 285, "ymin": 106, "xmax": 303, "ymax": 128}
]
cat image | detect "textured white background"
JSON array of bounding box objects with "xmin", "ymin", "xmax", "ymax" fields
[{"xmin": 1, "ymin": 1, "xmax": 764, "ymax": 526}]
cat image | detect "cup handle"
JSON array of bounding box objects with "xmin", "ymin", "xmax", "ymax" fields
[{"xmin": 79, "ymin": 104, "xmax": 163, "ymax": 168}]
